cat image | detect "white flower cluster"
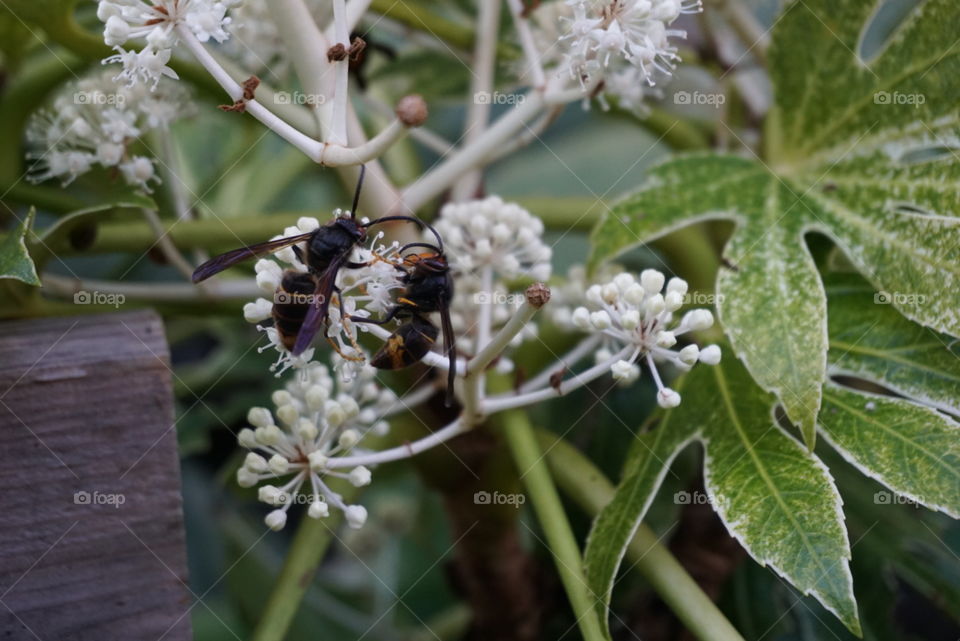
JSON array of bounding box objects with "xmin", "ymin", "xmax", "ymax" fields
[
  {"xmin": 243, "ymin": 214, "xmax": 406, "ymax": 378},
  {"xmin": 237, "ymin": 360, "xmax": 397, "ymax": 531},
  {"xmin": 566, "ymin": 269, "xmax": 720, "ymax": 407},
  {"xmin": 433, "ymin": 197, "xmax": 552, "ymax": 366},
  {"xmin": 97, "ymin": 0, "xmax": 238, "ymax": 89},
  {"xmin": 532, "ymin": 0, "xmax": 700, "ymax": 114},
  {"xmin": 26, "ymin": 71, "xmax": 190, "ymax": 190}
]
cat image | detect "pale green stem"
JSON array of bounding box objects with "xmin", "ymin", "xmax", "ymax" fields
[{"xmin": 500, "ymin": 409, "xmax": 607, "ymax": 641}]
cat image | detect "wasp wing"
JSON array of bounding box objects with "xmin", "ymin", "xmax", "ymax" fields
[
  {"xmin": 439, "ymin": 301, "xmax": 457, "ymax": 407},
  {"xmin": 291, "ymin": 252, "xmax": 347, "ymax": 356},
  {"xmin": 191, "ymin": 232, "xmax": 315, "ymax": 283}
]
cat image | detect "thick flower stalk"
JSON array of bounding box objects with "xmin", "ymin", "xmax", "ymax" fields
[
  {"xmin": 567, "ymin": 269, "xmax": 721, "ymax": 407},
  {"xmin": 236, "ymin": 359, "xmax": 397, "ymax": 531},
  {"xmin": 26, "ymin": 70, "xmax": 191, "ymax": 190}
]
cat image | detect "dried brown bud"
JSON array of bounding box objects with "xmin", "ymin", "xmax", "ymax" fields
[
  {"xmin": 348, "ymin": 36, "xmax": 367, "ymax": 61},
  {"xmin": 525, "ymin": 282, "xmax": 551, "ymax": 308},
  {"xmin": 395, "ymin": 94, "xmax": 428, "ymax": 127},
  {"xmin": 327, "ymin": 43, "xmax": 348, "ymax": 62},
  {"xmin": 241, "ymin": 75, "xmax": 260, "ymax": 101}
]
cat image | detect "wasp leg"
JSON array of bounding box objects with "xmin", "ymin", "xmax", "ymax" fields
[
  {"xmin": 327, "ymin": 289, "xmax": 366, "ymax": 361},
  {"xmin": 292, "ymin": 244, "xmax": 305, "ymax": 264}
]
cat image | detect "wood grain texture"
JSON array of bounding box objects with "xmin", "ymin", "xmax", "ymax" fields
[{"xmin": 0, "ymin": 310, "xmax": 191, "ymax": 641}]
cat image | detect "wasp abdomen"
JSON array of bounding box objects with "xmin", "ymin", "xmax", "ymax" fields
[
  {"xmin": 370, "ymin": 314, "xmax": 439, "ymax": 370},
  {"xmin": 273, "ymin": 271, "xmax": 319, "ymax": 351}
]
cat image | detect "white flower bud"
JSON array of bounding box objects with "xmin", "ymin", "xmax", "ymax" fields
[
  {"xmin": 258, "ymin": 485, "xmax": 287, "ymax": 505},
  {"xmin": 308, "ymin": 451, "xmax": 329, "ymax": 472},
  {"xmin": 244, "ymin": 452, "xmax": 269, "ymax": 473},
  {"xmin": 255, "ymin": 260, "xmax": 282, "ymax": 292},
  {"xmin": 666, "ymin": 277, "xmax": 688, "ymax": 297},
  {"xmin": 276, "ymin": 404, "xmax": 299, "ymax": 426},
  {"xmin": 247, "ymin": 407, "xmax": 274, "ymax": 428},
  {"xmin": 308, "ymin": 500, "xmax": 329, "ymax": 519},
  {"xmin": 646, "ymin": 294, "xmax": 665, "ymax": 316},
  {"xmin": 268, "ymin": 454, "xmax": 289, "ymax": 475},
  {"xmin": 339, "ymin": 396, "xmax": 360, "ymax": 419},
  {"xmin": 296, "ymin": 418, "xmax": 318, "ymax": 441},
  {"xmin": 590, "ymin": 310, "xmax": 612, "ymax": 330},
  {"xmin": 474, "ymin": 238, "xmax": 493, "ymax": 259},
  {"xmin": 682, "ymin": 309, "xmax": 714, "ymax": 331},
  {"xmin": 325, "ymin": 402, "xmax": 347, "ymax": 428},
  {"xmin": 348, "ymin": 466, "xmax": 372, "ymax": 487},
  {"xmin": 624, "ymin": 283, "xmax": 646, "ymax": 305},
  {"xmin": 255, "ymin": 424, "xmax": 283, "ymax": 447},
  {"xmin": 271, "ymin": 390, "xmax": 293, "ymax": 407},
  {"xmin": 640, "ymin": 269, "xmax": 665, "ymax": 293},
  {"xmin": 657, "ymin": 388, "xmax": 681, "ymax": 408},
  {"xmin": 664, "ymin": 291, "xmax": 684, "ymax": 312},
  {"xmin": 236, "ymin": 467, "xmax": 258, "ymax": 488},
  {"xmin": 265, "ymin": 509, "xmax": 287, "ymax": 531},
  {"xmin": 699, "ymin": 344, "xmax": 722, "ymax": 365},
  {"xmin": 620, "ymin": 309, "xmax": 641, "ymax": 329},
  {"xmin": 344, "ymin": 505, "xmax": 368, "ymax": 529},
  {"xmin": 297, "ymin": 217, "xmax": 320, "ymax": 232},
  {"xmin": 572, "ymin": 306, "xmax": 592, "ymax": 329},
  {"xmin": 103, "ymin": 15, "xmax": 130, "ymax": 46},
  {"xmin": 237, "ymin": 428, "xmax": 258, "ymax": 448},
  {"xmin": 338, "ymin": 429, "xmax": 360, "ymax": 449},
  {"xmin": 613, "ymin": 273, "xmax": 635, "ymax": 291},
  {"xmin": 656, "ymin": 331, "xmax": 676, "ymax": 347},
  {"xmin": 244, "ymin": 298, "xmax": 274, "ymax": 323},
  {"xmin": 678, "ymin": 344, "xmax": 700, "ymax": 366},
  {"xmin": 585, "ymin": 285, "xmax": 604, "ymax": 306},
  {"xmin": 305, "ymin": 385, "xmax": 328, "ymax": 411},
  {"xmin": 611, "ymin": 359, "xmax": 635, "ymax": 381},
  {"xmin": 601, "ymin": 283, "xmax": 620, "ymax": 304}
]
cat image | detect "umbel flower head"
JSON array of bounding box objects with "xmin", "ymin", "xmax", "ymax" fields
[
  {"xmin": 566, "ymin": 269, "xmax": 720, "ymax": 407},
  {"xmin": 432, "ymin": 197, "xmax": 552, "ymax": 368},
  {"xmin": 97, "ymin": 0, "xmax": 239, "ymax": 89},
  {"xmin": 242, "ymin": 215, "xmax": 406, "ymax": 378},
  {"xmin": 236, "ymin": 360, "xmax": 397, "ymax": 531},
  {"xmin": 530, "ymin": 0, "xmax": 700, "ymax": 114},
  {"xmin": 26, "ymin": 70, "xmax": 191, "ymax": 190}
]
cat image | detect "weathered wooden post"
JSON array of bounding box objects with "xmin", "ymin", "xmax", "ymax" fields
[{"xmin": 0, "ymin": 310, "xmax": 192, "ymax": 640}]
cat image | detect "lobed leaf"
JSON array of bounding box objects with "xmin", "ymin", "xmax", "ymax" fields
[{"xmin": 0, "ymin": 208, "xmax": 40, "ymax": 286}]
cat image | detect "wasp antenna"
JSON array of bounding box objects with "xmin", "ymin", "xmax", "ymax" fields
[
  {"xmin": 423, "ymin": 220, "xmax": 443, "ymax": 254},
  {"xmin": 351, "ymin": 165, "xmax": 366, "ymax": 219},
  {"xmin": 399, "ymin": 241, "xmax": 442, "ymax": 256}
]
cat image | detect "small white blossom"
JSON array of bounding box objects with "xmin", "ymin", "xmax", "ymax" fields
[
  {"xmin": 26, "ymin": 71, "xmax": 191, "ymax": 190},
  {"xmin": 97, "ymin": 0, "xmax": 239, "ymax": 89},
  {"xmin": 529, "ymin": 0, "xmax": 700, "ymax": 113},
  {"xmin": 569, "ymin": 268, "xmax": 720, "ymax": 407},
  {"xmin": 237, "ymin": 361, "xmax": 398, "ymax": 530}
]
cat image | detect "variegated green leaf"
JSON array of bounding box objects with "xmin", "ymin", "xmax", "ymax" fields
[
  {"xmin": 825, "ymin": 273, "xmax": 960, "ymax": 416},
  {"xmin": 589, "ymin": 0, "xmax": 960, "ymax": 449},
  {"xmin": 820, "ymin": 383, "xmax": 960, "ymax": 518},
  {"xmin": 0, "ymin": 208, "xmax": 40, "ymax": 286},
  {"xmin": 585, "ymin": 354, "xmax": 860, "ymax": 636}
]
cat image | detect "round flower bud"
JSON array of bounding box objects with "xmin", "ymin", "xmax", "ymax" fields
[
  {"xmin": 243, "ymin": 452, "xmax": 269, "ymax": 473},
  {"xmin": 265, "ymin": 509, "xmax": 287, "ymax": 531},
  {"xmin": 601, "ymin": 283, "xmax": 619, "ymax": 304},
  {"xmin": 258, "ymin": 485, "xmax": 286, "ymax": 505},
  {"xmin": 620, "ymin": 309, "xmax": 641, "ymax": 330},
  {"xmin": 236, "ymin": 467, "xmax": 258, "ymax": 488},
  {"xmin": 268, "ymin": 454, "xmax": 289, "ymax": 475},
  {"xmin": 339, "ymin": 396, "xmax": 360, "ymax": 419},
  {"xmin": 244, "ymin": 299, "xmax": 274, "ymax": 323},
  {"xmin": 624, "ymin": 282, "xmax": 646, "ymax": 305},
  {"xmin": 682, "ymin": 309, "xmax": 714, "ymax": 331},
  {"xmin": 271, "ymin": 390, "xmax": 293, "ymax": 407},
  {"xmin": 297, "ymin": 216, "xmax": 320, "ymax": 232},
  {"xmin": 666, "ymin": 277, "xmax": 688, "ymax": 297},
  {"xmin": 640, "ymin": 269, "xmax": 665, "ymax": 294},
  {"xmin": 338, "ymin": 429, "xmax": 360, "ymax": 449},
  {"xmin": 296, "ymin": 418, "xmax": 318, "ymax": 441},
  {"xmin": 348, "ymin": 466, "xmax": 372, "ymax": 487},
  {"xmin": 325, "ymin": 402, "xmax": 347, "ymax": 428},
  {"xmin": 613, "ymin": 272, "xmax": 636, "ymax": 291},
  {"xmin": 699, "ymin": 344, "xmax": 722, "ymax": 365},
  {"xmin": 664, "ymin": 291, "xmax": 684, "ymax": 312},
  {"xmin": 611, "ymin": 359, "xmax": 635, "ymax": 381},
  {"xmin": 656, "ymin": 330, "xmax": 676, "ymax": 348},
  {"xmin": 276, "ymin": 404, "xmax": 299, "ymax": 427},
  {"xmin": 590, "ymin": 310, "xmax": 612, "ymax": 330},
  {"xmin": 255, "ymin": 424, "xmax": 283, "ymax": 447},
  {"xmin": 585, "ymin": 285, "xmax": 604, "ymax": 306},
  {"xmin": 237, "ymin": 428, "xmax": 258, "ymax": 448},
  {"xmin": 344, "ymin": 505, "xmax": 368, "ymax": 529},
  {"xmin": 395, "ymin": 94, "xmax": 428, "ymax": 126},
  {"xmin": 308, "ymin": 500, "xmax": 329, "ymax": 519},
  {"xmin": 571, "ymin": 306, "xmax": 591, "ymax": 330},
  {"xmin": 646, "ymin": 294, "xmax": 665, "ymax": 316},
  {"xmin": 657, "ymin": 388, "xmax": 682, "ymax": 408},
  {"xmin": 678, "ymin": 344, "xmax": 700, "ymax": 366},
  {"xmin": 305, "ymin": 385, "xmax": 328, "ymax": 411},
  {"xmin": 247, "ymin": 407, "xmax": 274, "ymax": 428}
]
